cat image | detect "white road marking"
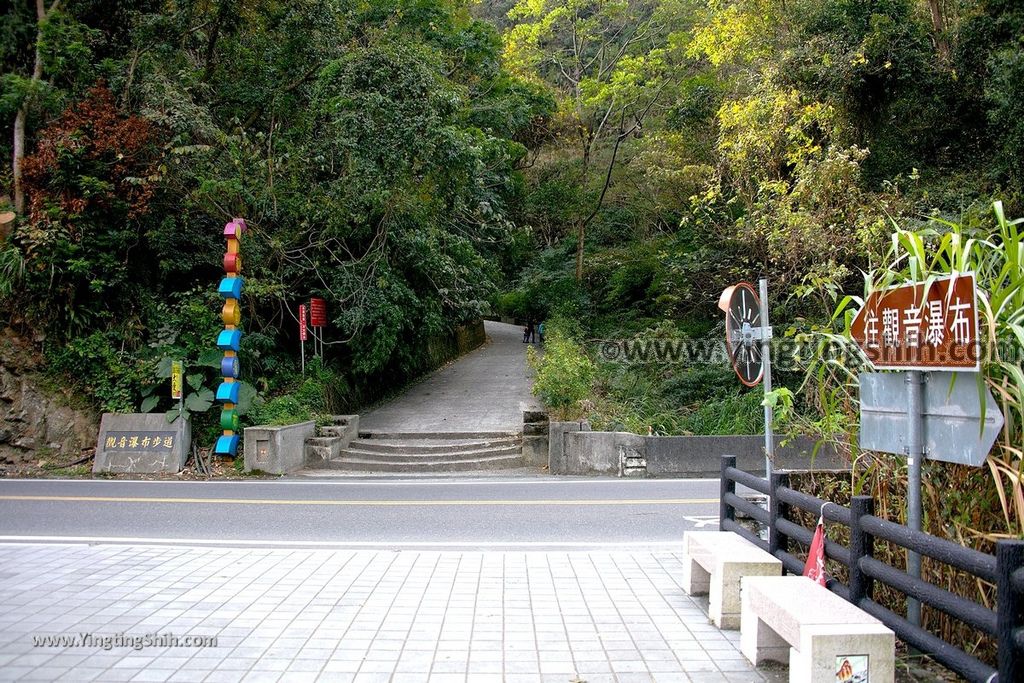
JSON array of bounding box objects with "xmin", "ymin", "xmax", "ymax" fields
[
  {"xmin": 0, "ymin": 535, "xmax": 688, "ymax": 549},
  {"xmin": 0, "ymin": 477, "xmax": 719, "ymax": 486},
  {"xmin": 682, "ymin": 515, "xmax": 720, "ymax": 528}
]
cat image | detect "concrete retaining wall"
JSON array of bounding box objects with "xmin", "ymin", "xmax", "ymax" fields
[
  {"xmin": 646, "ymin": 435, "xmax": 840, "ymax": 476},
  {"xmin": 244, "ymin": 420, "xmax": 316, "ymax": 474},
  {"xmin": 426, "ymin": 319, "xmax": 487, "ymax": 370},
  {"xmin": 548, "ymin": 421, "xmax": 590, "ymax": 474},
  {"xmin": 522, "ymin": 408, "xmax": 549, "ymax": 467},
  {"xmin": 550, "ymin": 428, "xmax": 841, "ymax": 477}
]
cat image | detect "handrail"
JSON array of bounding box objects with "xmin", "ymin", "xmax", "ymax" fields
[
  {"xmin": 860, "ymin": 514, "xmax": 997, "ymax": 582},
  {"xmin": 717, "ymin": 454, "xmax": 1023, "ymax": 683}
]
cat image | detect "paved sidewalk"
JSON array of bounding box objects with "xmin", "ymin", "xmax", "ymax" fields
[
  {"xmin": 0, "ymin": 544, "xmax": 777, "ymax": 682},
  {"xmin": 359, "ymin": 321, "xmax": 540, "ymax": 434}
]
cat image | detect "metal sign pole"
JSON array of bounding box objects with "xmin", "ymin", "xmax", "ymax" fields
[
  {"xmin": 299, "ymin": 304, "xmax": 307, "ymax": 378},
  {"xmin": 760, "ymin": 278, "xmax": 774, "ymax": 479},
  {"xmin": 906, "ymin": 369, "xmax": 924, "ymax": 626}
]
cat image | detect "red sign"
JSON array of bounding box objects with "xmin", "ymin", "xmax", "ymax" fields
[
  {"xmin": 299, "ymin": 304, "xmax": 308, "ymax": 342},
  {"xmin": 309, "ymin": 298, "xmax": 327, "ymax": 327},
  {"xmin": 851, "ymin": 273, "xmax": 979, "ymax": 371}
]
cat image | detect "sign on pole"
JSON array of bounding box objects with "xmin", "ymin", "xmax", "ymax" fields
[
  {"xmin": 298, "ymin": 304, "xmax": 307, "ymax": 377},
  {"xmin": 170, "ymin": 360, "xmax": 183, "ymax": 400},
  {"xmin": 852, "ymin": 272, "xmax": 984, "ymax": 628},
  {"xmin": 719, "ymin": 279, "xmax": 774, "ymax": 479},
  {"xmin": 851, "ymin": 273, "xmax": 980, "ymax": 371},
  {"xmin": 859, "ymin": 371, "xmax": 1004, "ymax": 467},
  {"xmin": 309, "ymin": 298, "xmax": 327, "ymax": 327}
]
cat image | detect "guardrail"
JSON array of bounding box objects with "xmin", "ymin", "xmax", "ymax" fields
[{"xmin": 719, "ymin": 454, "xmax": 1024, "ymax": 683}]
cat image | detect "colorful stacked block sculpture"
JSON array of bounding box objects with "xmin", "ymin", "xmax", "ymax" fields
[{"xmin": 214, "ymin": 217, "xmax": 246, "ymax": 457}]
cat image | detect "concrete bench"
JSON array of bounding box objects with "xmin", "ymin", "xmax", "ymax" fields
[
  {"xmin": 741, "ymin": 576, "xmax": 895, "ymax": 683},
  {"xmin": 681, "ymin": 531, "xmax": 782, "ymax": 628}
]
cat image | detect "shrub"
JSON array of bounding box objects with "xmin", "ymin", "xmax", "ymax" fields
[
  {"xmin": 527, "ymin": 321, "xmax": 595, "ymax": 416},
  {"xmin": 245, "ymin": 395, "xmax": 313, "ymax": 427},
  {"xmin": 47, "ymin": 331, "xmax": 147, "ymax": 413}
]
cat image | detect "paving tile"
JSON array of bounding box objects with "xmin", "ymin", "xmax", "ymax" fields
[
  {"xmin": 92, "ymin": 669, "xmax": 141, "ymax": 682},
  {"xmin": 239, "ymin": 672, "xmax": 280, "ymax": 683},
  {"xmin": 0, "ymin": 545, "xmax": 767, "ymax": 683},
  {"xmin": 129, "ymin": 671, "xmax": 177, "ymax": 682},
  {"xmin": 614, "ymin": 674, "xmax": 660, "ymax": 683}
]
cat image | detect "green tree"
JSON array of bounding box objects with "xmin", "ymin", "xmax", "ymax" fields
[{"xmin": 504, "ymin": 0, "xmax": 682, "ymax": 280}]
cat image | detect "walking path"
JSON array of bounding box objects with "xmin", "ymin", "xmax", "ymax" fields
[
  {"xmin": 0, "ymin": 543, "xmax": 777, "ymax": 682},
  {"xmin": 359, "ymin": 321, "xmax": 540, "ymax": 435}
]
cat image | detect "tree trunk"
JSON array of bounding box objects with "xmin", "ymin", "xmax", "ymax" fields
[
  {"xmin": 928, "ymin": 0, "xmax": 950, "ymax": 62},
  {"xmin": 574, "ymin": 220, "xmax": 585, "ymax": 281},
  {"xmin": 12, "ymin": 108, "xmax": 26, "ymax": 214},
  {"xmin": 575, "ymin": 130, "xmax": 591, "ymax": 282},
  {"xmin": 12, "ymin": 0, "xmax": 56, "ymax": 215}
]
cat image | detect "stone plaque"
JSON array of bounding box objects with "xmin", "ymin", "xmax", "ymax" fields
[{"xmin": 94, "ymin": 413, "xmax": 191, "ymax": 474}]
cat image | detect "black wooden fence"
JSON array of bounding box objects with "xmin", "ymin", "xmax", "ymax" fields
[{"xmin": 719, "ymin": 454, "xmax": 1024, "ymax": 683}]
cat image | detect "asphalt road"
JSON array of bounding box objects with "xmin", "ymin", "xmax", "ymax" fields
[{"xmin": 0, "ymin": 476, "xmax": 721, "ymax": 549}]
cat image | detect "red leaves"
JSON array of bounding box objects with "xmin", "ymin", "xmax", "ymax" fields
[{"xmin": 21, "ymin": 82, "xmax": 160, "ymax": 228}]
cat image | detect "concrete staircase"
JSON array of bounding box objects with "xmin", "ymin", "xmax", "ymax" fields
[
  {"xmin": 303, "ymin": 416, "xmax": 359, "ymax": 465},
  {"xmin": 320, "ymin": 431, "xmax": 524, "ymax": 472}
]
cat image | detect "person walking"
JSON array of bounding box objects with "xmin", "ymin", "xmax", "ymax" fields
[{"xmin": 537, "ymin": 321, "xmax": 545, "ymax": 345}]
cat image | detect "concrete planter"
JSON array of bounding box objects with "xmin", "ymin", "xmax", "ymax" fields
[{"xmin": 243, "ymin": 420, "xmax": 316, "ymax": 474}]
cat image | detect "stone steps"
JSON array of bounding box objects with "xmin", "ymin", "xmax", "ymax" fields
[
  {"xmin": 321, "ymin": 453, "xmax": 525, "ymax": 472},
  {"xmin": 303, "ymin": 416, "xmax": 359, "ymax": 468},
  {"xmin": 338, "ymin": 444, "xmax": 521, "ymax": 464},
  {"xmin": 357, "ymin": 430, "xmax": 519, "ymax": 441},
  {"xmin": 324, "ymin": 432, "xmax": 524, "ymax": 472},
  {"xmin": 352, "ymin": 436, "xmax": 520, "ymax": 455}
]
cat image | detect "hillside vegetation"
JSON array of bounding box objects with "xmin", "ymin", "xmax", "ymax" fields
[
  {"xmin": 2, "ymin": 1, "xmax": 1022, "ymax": 543},
  {"xmin": 487, "ymin": 0, "xmax": 1023, "ymax": 435},
  {"xmin": 1, "ymin": 0, "xmax": 554, "ymax": 445},
  {"xmin": 487, "ymin": 2, "xmax": 1024, "ymax": 653}
]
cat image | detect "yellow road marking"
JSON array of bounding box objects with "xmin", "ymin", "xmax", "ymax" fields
[{"xmin": 0, "ymin": 495, "xmax": 716, "ymax": 507}]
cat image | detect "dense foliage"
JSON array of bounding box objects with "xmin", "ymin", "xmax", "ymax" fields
[
  {"xmin": 2, "ymin": 1, "xmax": 1023, "ymax": 549},
  {"xmin": 488, "ymin": 0, "xmax": 1023, "ymax": 440},
  {"xmin": 491, "ymin": 0, "xmax": 1024, "ymax": 655},
  {"xmin": 1, "ymin": 0, "xmax": 552, "ymax": 437}
]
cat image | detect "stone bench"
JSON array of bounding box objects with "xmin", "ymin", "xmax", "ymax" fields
[
  {"xmin": 741, "ymin": 576, "xmax": 895, "ymax": 683},
  {"xmin": 681, "ymin": 531, "xmax": 782, "ymax": 628}
]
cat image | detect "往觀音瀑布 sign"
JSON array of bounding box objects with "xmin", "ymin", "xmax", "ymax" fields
[{"xmin": 851, "ymin": 273, "xmax": 980, "ymax": 371}]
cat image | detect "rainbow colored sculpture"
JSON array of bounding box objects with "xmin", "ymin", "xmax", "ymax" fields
[{"xmin": 214, "ymin": 217, "xmax": 246, "ymax": 457}]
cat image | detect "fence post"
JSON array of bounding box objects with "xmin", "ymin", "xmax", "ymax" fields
[
  {"xmin": 849, "ymin": 495, "xmax": 875, "ymax": 607},
  {"xmin": 720, "ymin": 455, "xmax": 736, "ymax": 531},
  {"xmin": 997, "ymin": 540, "xmax": 1024, "ymax": 683},
  {"xmin": 768, "ymin": 470, "xmax": 789, "ymax": 561}
]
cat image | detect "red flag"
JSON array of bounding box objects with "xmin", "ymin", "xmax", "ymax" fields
[{"xmin": 803, "ymin": 515, "xmax": 827, "ymax": 586}]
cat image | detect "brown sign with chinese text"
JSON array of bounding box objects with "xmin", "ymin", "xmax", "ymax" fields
[{"xmin": 851, "ymin": 273, "xmax": 979, "ymax": 371}]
